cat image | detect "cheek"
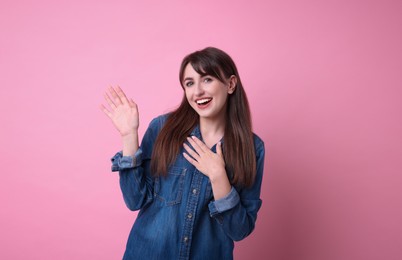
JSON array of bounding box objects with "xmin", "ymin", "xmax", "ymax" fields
[
  {"xmin": 184, "ymin": 90, "xmax": 192, "ymax": 102},
  {"xmin": 217, "ymin": 89, "xmax": 229, "ymax": 101}
]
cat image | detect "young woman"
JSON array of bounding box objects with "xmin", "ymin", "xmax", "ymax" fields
[{"xmin": 101, "ymin": 47, "xmax": 265, "ymax": 260}]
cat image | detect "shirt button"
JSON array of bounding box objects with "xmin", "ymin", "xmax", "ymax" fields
[
  {"xmin": 187, "ymin": 213, "xmax": 192, "ymax": 219},
  {"xmin": 192, "ymin": 189, "xmax": 197, "ymax": 194},
  {"xmin": 183, "ymin": 236, "xmax": 188, "ymax": 243}
]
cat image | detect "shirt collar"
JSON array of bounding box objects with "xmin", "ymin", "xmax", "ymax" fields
[
  {"xmin": 189, "ymin": 123, "xmax": 225, "ymax": 148},
  {"xmin": 190, "ymin": 124, "xmax": 202, "ymax": 139}
]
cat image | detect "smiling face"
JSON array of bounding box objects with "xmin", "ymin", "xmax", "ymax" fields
[{"xmin": 182, "ymin": 63, "xmax": 236, "ymax": 122}]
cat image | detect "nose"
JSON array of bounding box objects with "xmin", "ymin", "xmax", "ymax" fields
[{"xmin": 194, "ymin": 82, "xmax": 205, "ymax": 96}]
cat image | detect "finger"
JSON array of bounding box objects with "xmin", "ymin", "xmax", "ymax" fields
[
  {"xmin": 216, "ymin": 142, "xmax": 223, "ymax": 157},
  {"xmin": 183, "ymin": 152, "xmax": 198, "ymax": 167},
  {"xmin": 104, "ymin": 92, "xmax": 116, "ymax": 109},
  {"xmin": 109, "ymin": 86, "xmax": 123, "ymax": 105},
  {"xmin": 183, "ymin": 143, "xmax": 200, "ymax": 160},
  {"xmin": 129, "ymin": 98, "xmax": 137, "ymax": 109},
  {"xmin": 129, "ymin": 99, "xmax": 139, "ymax": 117},
  {"xmin": 100, "ymin": 104, "xmax": 112, "ymax": 119},
  {"xmin": 188, "ymin": 136, "xmax": 206, "ymax": 153},
  {"xmin": 115, "ymin": 85, "xmax": 129, "ymax": 105}
]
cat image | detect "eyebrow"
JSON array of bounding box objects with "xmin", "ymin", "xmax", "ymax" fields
[{"xmin": 183, "ymin": 77, "xmax": 193, "ymax": 82}]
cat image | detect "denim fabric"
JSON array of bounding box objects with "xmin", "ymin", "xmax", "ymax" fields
[{"xmin": 111, "ymin": 114, "xmax": 265, "ymax": 260}]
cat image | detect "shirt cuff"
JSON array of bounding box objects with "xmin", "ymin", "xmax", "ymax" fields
[
  {"xmin": 208, "ymin": 187, "xmax": 240, "ymax": 217},
  {"xmin": 110, "ymin": 149, "xmax": 143, "ymax": 172}
]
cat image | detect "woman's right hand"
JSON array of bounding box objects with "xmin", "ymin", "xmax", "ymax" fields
[{"xmin": 100, "ymin": 85, "xmax": 139, "ymax": 137}]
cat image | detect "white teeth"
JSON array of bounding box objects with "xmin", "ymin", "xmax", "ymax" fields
[{"xmin": 196, "ymin": 98, "xmax": 212, "ymax": 104}]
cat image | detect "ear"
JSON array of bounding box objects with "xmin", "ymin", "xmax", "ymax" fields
[{"xmin": 227, "ymin": 75, "xmax": 237, "ymax": 94}]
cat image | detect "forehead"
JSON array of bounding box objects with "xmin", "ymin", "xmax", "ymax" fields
[{"xmin": 183, "ymin": 63, "xmax": 203, "ymax": 79}]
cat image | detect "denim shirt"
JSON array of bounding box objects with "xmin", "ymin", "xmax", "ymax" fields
[{"xmin": 111, "ymin": 114, "xmax": 265, "ymax": 260}]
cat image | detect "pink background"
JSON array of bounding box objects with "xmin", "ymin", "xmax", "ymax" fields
[{"xmin": 1, "ymin": 0, "xmax": 401, "ymax": 259}]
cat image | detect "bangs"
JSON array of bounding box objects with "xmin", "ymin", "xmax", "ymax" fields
[{"xmin": 189, "ymin": 59, "xmax": 224, "ymax": 82}]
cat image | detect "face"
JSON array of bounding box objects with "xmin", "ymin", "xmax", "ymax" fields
[{"xmin": 182, "ymin": 63, "xmax": 236, "ymax": 121}]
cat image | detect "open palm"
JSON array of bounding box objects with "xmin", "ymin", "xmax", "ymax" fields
[{"xmin": 100, "ymin": 86, "xmax": 139, "ymax": 137}]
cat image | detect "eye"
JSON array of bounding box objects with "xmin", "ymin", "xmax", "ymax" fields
[
  {"xmin": 203, "ymin": 77, "xmax": 213, "ymax": 83},
  {"xmin": 185, "ymin": 81, "xmax": 194, "ymax": 87}
]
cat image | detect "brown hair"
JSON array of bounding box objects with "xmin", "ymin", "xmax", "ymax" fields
[{"xmin": 151, "ymin": 47, "xmax": 256, "ymax": 187}]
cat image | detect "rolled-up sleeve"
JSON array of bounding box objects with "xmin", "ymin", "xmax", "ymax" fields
[
  {"xmin": 111, "ymin": 149, "xmax": 143, "ymax": 172},
  {"xmin": 208, "ymin": 187, "xmax": 240, "ymax": 217}
]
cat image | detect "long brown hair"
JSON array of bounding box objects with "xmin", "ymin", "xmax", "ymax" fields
[{"xmin": 151, "ymin": 47, "xmax": 256, "ymax": 187}]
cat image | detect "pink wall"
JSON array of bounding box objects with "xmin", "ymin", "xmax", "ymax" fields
[{"xmin": 1, "ymin": 0, "xmax": 401, "ymax": 259}]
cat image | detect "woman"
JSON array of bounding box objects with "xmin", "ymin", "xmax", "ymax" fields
[{"xmin": 101, "ymin": 47, "xmax": 265, "ymax": 259}]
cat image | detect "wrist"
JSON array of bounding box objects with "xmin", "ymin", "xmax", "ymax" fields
[
  {"xmin": 209, "ymin": 168, "xmax": 228, "ymax": 184},
  {"xmin": 209, "ymin": 169, "xmax": 231, "ymax": 200},
  {"xmin": 122, "ymin": 132, "xmax": 139, "ymax": 157},
  {"xmin": 121, "ymin": 131, "xmax": 138, "ymax": 140}
]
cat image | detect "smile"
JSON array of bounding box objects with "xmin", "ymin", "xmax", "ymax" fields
[{"xmin": 196, "ymin": 98, "xmax": 212, "ymax": 105}]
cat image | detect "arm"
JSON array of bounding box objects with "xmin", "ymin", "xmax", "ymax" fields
[
  {"xmin": 111, "ymin": 118, "xmax": 159, "ymax": 211},
  {"xmin": 101, "ymin": 86, "xmax": 159, "ymax": 211},
  {"xmin": 183, "ymin": 135, "xmax": 266, "ymax": 241},
  {"xmin": 208, "ymin": 140, "xmax": 265, "ymax": 241}
]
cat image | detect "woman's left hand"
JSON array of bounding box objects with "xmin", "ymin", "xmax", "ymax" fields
[{"xmin": 183, "ymin": 136, "xmax": 226, "ymax": 181}]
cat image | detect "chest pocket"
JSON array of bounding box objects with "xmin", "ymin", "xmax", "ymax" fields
[{"xmin": 154, "ymin": 167, "xmax": 187, "ymax": 206}]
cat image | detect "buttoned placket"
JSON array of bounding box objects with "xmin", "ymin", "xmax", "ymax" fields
[{"xmin": 178, "ymin": 169, "xmax": 203, "ymax": 260}]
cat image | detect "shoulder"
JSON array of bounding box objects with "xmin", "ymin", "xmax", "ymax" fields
[
  {"xmin": 252, "ymin": 133, "xmax": 265, "ymax": 152},
  {"xmin": 141, "ymin": 114, "xmax": 171, "ymax": 153},
  {"xmin": 148, "ymin": 113, "xmax": 171, "ymax": 131},
  {"xmin": 252, "ymin": 133, "xmax": 265, "ymax": 162}
]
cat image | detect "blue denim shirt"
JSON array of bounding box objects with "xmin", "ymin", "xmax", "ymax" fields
[{"xmin": 111, "ymin": 114, "xmax": 265, "ymax": 260}]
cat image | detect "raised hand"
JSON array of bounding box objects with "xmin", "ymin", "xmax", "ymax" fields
[{"xmin": 100, "ymin": 85, "xmax": 139, "ymax": 137}]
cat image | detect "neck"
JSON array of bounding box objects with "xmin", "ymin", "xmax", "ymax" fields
[{"xmin": 199, "ymin": 114, "xmax": 226, "ymax": 147}]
